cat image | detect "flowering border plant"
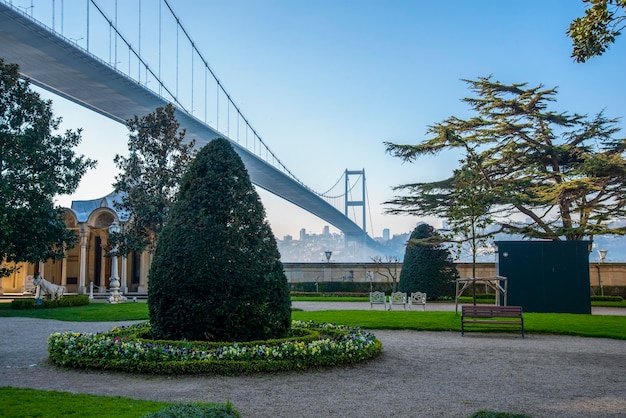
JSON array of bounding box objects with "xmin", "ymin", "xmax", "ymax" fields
[{"xmin": 48, "ymin": 320, "xmax": 382, "ymax": 375}]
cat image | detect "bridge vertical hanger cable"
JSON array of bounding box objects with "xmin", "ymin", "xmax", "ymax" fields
[
  {"xmin": 138, "ymin": 0, "xmax": 141, "ymax": 84},
  {"xmin": 158, "ymin": 0, "xmax": 161, "ymax": 95},
  {"xmin": 108, "ymin": 23, "xmax": 111, "ymax": 65},
  {"xmin": 175, "ymin": 19, "xmax": 179, "ymax": 98},
  {"xmin": 366, "ymin": 178, "xmax": 375, "ymax": 236},
  {"xmin": 86, "ymin": 0, "xmax": 89, "ymax": 52},
  {"xmin": 191, "ymin": 41, "xmax": 194, "ymax": 114},
  {"xmin": 114, "ymin": 0, "xmax": 117, "ymax": 70},
  {"xmin": 362, "ymin": 171, "xmax": 367, "ymax": 234}
]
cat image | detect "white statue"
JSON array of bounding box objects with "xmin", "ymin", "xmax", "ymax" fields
[{"xmin": 33, "ymin": 273, "xmax": 65, "ymax": 300}]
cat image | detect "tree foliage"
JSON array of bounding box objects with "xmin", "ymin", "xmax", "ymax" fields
[
  {"xmin": 397, "ymin": 224, "xmax": 458, "ymax": 300},
  {"xmin": 148, "ymin": 138, "xmax": 291, "ymax": 342},
  {"xmin": 568, "ymin": 0, "xmax": 626, "ymax": 62},
  {"xmin": 445, "ymin": 157, "xmax": 497, "ymax": 276},
  {"xmin": 385, "ymin": 76, "xmax": 626, "ymax": 241},
  {"xmin": 112, "ymin": 103, "xmax": 196, "ymax": 254},
  {"xmin": 0, "ymin": 59, "xmax": 95, "ymax": 277}
]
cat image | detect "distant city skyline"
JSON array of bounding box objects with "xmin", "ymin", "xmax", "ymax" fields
[
  {"xmin": 27, "ymin": 0, "xmax": 623, "ymax": 240},
  {"xmin": 277, "ymin": 223, "xmax": 626, "ymax": 263}
]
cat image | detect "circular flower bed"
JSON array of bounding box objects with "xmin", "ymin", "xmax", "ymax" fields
[{"xmin": 48, "ymin": 320, "xmax": 382, "ymax": 375}]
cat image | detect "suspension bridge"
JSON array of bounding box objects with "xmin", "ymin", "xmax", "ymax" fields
[{"xmin": 0, "ymin": 0, "xmax": 379, "ymax": 247}]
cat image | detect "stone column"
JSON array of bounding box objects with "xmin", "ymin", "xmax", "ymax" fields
[
  {"xmin": 107, "ymin": 221, "xmax": 126, "ymax": 303},
  {"xmin": 78, "ymin": 227, "xmax": 88, "ymax": 294},
  {"xmin": 121, "ymin": 255, "xmax": 128, "ymax": 293},
  {"xmin": 99, "ymin": 237, "xmax": 106, "ymax": 293},
  {"xmin": 137, "ymin": 251, "xmax": 152, "ymax": 293},
  {"xmin": 61, "ymin": 256, "xmax": 67, "ymax": 287}
]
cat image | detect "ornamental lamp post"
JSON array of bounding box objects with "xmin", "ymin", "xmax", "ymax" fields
[
  {"xmin": 324, "ymin": 251, "xmax": 332, "ymax": 282},
  {"xmin": 598, "ymin": 249, "xmax": 608, "ymax": 262},
  {"xmin": 598, "ymin": 249, "xmax": 608, "ymax": 297},
  {"xmin": 107, "ymin": 221, "xmax": 127, "ymax": 304}
]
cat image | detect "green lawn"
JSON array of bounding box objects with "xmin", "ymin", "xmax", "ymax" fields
[
  {"xmin": 1, "ymin": 299, "xmax": 624, "ymax": 339},
  {"xmin": 292, "ymin": 295, "xmax": 626, "ymax": 307},
  {"xmin": 0, "ymin": 301, "xmax": 148, "ymax": 321},
  {"xmin": 0, "ymin": 387, "xmax": 238, "ymax": 418},
  {"xmin": 593, "ymin": 300, "xmax": 626, "ymax": 308},
  {"xmin": 292, "ymin": 310, "xmax": 626, "ymax": 339}
]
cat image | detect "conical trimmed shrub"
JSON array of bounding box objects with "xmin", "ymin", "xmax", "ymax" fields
[
  {"xmin": 398, "ymin": 223, "xmax": 458, "ymax": 299},
  {"xmin": 148, "ymin": 138, "xmax": 291, "ymax": 341}
]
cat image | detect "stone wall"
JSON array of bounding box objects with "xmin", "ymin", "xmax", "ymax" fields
[{"xmin": 282, "ymin": 262, "xmax": 626, "ymax": 287}]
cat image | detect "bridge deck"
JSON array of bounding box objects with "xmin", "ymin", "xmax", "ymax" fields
[{"xmin": 0, "ymin": 3, "xmax": 376, "ymax": 245}]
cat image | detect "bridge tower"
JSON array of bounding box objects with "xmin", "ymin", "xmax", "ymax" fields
[{"xmin": 344, "ymin": 169, "xmax": 366, "ymax": 235}]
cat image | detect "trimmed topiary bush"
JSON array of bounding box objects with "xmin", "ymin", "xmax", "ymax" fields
[
  {"xmin": 148, "ymin": 138, "xmax": 291, "ymax": 342},
  {"xmin": 398, "ymin": 223, "xmax": 458, "ymax": 299}
]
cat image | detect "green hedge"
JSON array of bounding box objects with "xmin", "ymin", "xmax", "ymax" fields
[
  {"xmin": 290, "ymin": 282, "xmax": 396, "ymax": 293},
  {"xmin": 470, "ymin": 293, "xmax": 496, "ymax": 301},
  {"xmin": 143, "ymin": 402, "xmax": 241, "ymax": 418},
  {"xmin": 48, "ymin": 320, "xmax": 382, "ymax": 376},
  {"xmin": 291, "ymin": 291, "xmax": 371, "ymax": 298},
  {"xmin": 11, "ymin": 295, "xmax": 89, "ymax": 310},
  {"xmin": 591, "ymin": 295, "xmax": 623, "ymax": 302},
  {"xmin": 590, "ymin": 286, "xmax": 626, "ymax": 298}
]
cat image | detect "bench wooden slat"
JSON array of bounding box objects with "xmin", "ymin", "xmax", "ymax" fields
[{"xmin": 461, "ymin": 305, "xmax": 524, "ymax": 338}]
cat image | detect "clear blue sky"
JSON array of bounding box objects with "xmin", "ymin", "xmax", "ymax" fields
[{"xmin": 22, "ymin": 0, "xmax": 625, "ymax": 239}]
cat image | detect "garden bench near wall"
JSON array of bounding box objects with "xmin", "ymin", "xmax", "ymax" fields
[
  {"xmin": 388, "ymin": 292, "xmax": 407, "ymax": 310},
  {"xmin": 409, "ymin": 292, "xmax": 427, "ymax": 310},
  {"xmin": 369, "ymin": 291, "xmax": 386, "ymax": 309},
  {"xmin": 461, "ymin": 305, "xmax": 524, "ymax": 338}
]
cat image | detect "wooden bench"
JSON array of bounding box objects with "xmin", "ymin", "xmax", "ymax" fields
[
  {"xmin": 461, "ymin": 305, "xmax": 524, "ymax": 337},
  {"xmin": 369, "ymin": 291, "xmax": 386, "ymax": 309},
  {"xmin": 388, "ymin": 291, "xmax": 407, "ymax": 310}
]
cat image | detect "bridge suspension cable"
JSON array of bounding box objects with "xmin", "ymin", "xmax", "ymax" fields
[
  {"xmin": 6, "ymin": 0, "xmax": 328, "ymax": 195},
  {"xmin": 1, "ymin": 0, "xmax": 382, "ymax": 244}
]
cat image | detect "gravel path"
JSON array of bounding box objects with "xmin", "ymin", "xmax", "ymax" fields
[{"xmin": 1, "ymin": 307, "xmax": 625, "ymax": 417}]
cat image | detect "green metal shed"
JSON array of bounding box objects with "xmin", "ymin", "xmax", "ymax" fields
[{"xmin": 495, "ymin": 241, "xmax": 591, "ymax": 314}]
